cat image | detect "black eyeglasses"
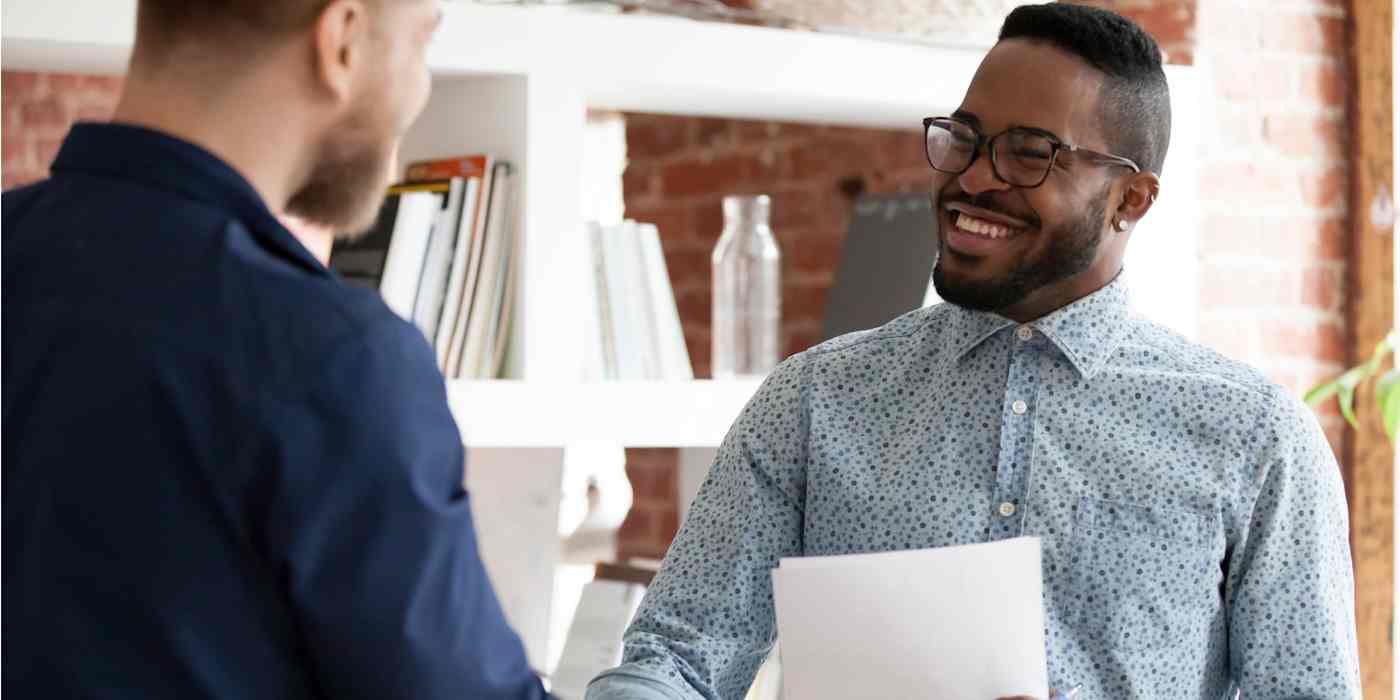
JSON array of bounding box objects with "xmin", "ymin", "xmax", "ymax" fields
[{"xmin": 923, "ymin": 116, "xmax": 1142, "ymax": 188}]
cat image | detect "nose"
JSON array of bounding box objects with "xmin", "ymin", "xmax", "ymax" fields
[{"xmin": 957, "ymin": 143, "xmax": 1011, "ymax": 195}]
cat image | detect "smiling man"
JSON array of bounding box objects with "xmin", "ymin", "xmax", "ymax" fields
[{"xmin": 587, "ymin": 4, "xmax": 1360, "ymax": 699}]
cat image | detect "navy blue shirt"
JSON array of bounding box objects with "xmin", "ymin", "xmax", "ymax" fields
[{"xmin": 3, "ymin": 123, "xmax": 550, "ymax": 700}]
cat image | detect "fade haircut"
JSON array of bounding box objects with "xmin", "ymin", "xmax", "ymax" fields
[
  {"xmin": 134, "ymin": 0, "xmax": 337, "ymax": 58},
  {"xmin": 999, "ymin": 3, "xmax": 1172, "ymax": 175}
]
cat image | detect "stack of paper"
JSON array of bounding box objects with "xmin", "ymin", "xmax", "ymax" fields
[{"xmin": 771, "ymin": 537, "xmax": 1049, "ymax": 700}]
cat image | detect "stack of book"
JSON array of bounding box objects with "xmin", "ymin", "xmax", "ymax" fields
[
  {"xmin": 582, "ymin": 220, "xmax": 692, "ymax": 381},
  {"xmin": 330, "ymin": 156, "xmax": 515, "ymax": 379}
]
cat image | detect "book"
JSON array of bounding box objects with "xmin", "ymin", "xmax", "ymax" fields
[
  {"xmin": 377, "ymin": 190, "xmax": 443, "ymax": 322},
  {"xmin": 457, "ymin": 163, "xmax": 515, "ymax": 378},
  {"xmin": 329, "ymin": 195, "xmax": 402, "ymax": 291},
  {"xmin": 619, "ymin": 221, "xmax": 661, "ymax": 380},
  {"xmin": 329, "ymin": 191, "xmax": 441, "ymax": 323},
  {"xmin": 434, "ymin": 177, "xmax": 482, "ymax": 369},
  {"xmin": 406, "ymin": 154, "xmax": 492, "ymax": 183},
  {"xmin": 445, "ymin": 161, "xmax": 501, "ymax": 376},
  {"xmin": 636, "ymin": 223, "xmax": 693, "ymax": 380},
  {"xmin": 598, "ymin": 222, "xmax": 646, "ymax": 380},
  {"xmin": 412, "ymin": 178, "xmax": 467, "ymax": 338},
  {"xmin": 583, "ymin": 222, "xmax": 617, "ymax": 380}
]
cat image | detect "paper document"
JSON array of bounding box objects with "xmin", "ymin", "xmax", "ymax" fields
[{"xmin": 771, "ymin": 537, "xmax": 1048, "ymax": 700}]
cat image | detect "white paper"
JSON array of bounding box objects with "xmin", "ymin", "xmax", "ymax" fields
[
  {"xmin": 771, "ymin": 537, "xmax": 1048, "ymax": 700},
  {"xmin": 550, "ymin": 578, "xmax": 646, "ymax": 700}
]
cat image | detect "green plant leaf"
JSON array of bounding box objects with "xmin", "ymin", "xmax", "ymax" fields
[
  {"xmin": 1339, "ymin": 385, "xmax": 1359, "ymax": 429},
  {"xmin": 1305, "ymin": 380, "xmax": 1342, "ymax": 406},
  {"xmin": 1378, "ymin": 369, "xmax": 1400, "ymax": 442},
  {"xmin": 1339, "ymin": 366, "xmax": 1370, "ymax": 390}
]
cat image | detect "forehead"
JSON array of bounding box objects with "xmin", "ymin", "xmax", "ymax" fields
[{"xmin": 957, "ymin": 39, "xmax": 1107, "ymax": 148}]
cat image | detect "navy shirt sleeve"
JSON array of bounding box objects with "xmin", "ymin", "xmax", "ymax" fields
[{"xmin": 260, "ymin": 317, "xmax": 549, "ymax": 700}]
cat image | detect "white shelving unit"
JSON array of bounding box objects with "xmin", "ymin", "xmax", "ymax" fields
[{"xmin": 3, "ymin": 0, "xmax": 1201, "ymax": 676}]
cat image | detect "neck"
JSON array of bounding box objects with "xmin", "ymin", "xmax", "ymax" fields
[
  {"xmin": 997, "ymin": 264, "xmax": 1123, "ymax": 323},
  {"xmin": 112, "ymin": 61, "xmax": 314, "ymax": 219}
]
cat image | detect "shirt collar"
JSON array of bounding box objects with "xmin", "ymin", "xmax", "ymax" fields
[
  {"xmin": 949, "ymin": 275, "xmax": 1132, "ymax": 379},
  {"xmin": 50, "ymin": 122, "xmax": 326, "ymax": 274}
]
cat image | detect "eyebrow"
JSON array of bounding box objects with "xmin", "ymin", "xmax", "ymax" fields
[{"xmin": 951, "ymin": 109, "xmax": 981, "ymax": 129}]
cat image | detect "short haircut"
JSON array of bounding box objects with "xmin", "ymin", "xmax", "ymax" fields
[
  {"xmin": 999, "ymin": 3, "xmax": 1172, "ymax": 175},
  {"xmin": 134, "ymin": 0, "xmax": 335, "ymax": 57}
]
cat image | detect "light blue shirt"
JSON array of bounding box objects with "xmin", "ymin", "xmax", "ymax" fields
[{"xmin": 588, "ymin": 278, "xmax": 1360, "ymax": 700}]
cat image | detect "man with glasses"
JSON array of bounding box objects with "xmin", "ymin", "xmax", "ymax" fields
[{"xmin": 588, "ymin": 3, "xmax": 1360, "ymax": 699}]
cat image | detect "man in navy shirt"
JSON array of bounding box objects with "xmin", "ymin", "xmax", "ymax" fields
[{"xmin": 2, "ymin": 1, "xmax": 551, "ymax": 698}]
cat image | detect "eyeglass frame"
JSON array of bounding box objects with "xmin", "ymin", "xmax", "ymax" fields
[{"xmin": 922, "ymin": 116, "xmax": 1142, "ymax": 189}]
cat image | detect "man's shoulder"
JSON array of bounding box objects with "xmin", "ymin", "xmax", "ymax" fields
[
  {"xmin": 1117, "ymin": 314, "xmax": 1294, "ymax": 408},
  {"xmin": 805, "ymin": 303, "xmax": 947, "ymax": 360}
]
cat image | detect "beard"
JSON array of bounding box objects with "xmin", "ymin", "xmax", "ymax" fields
[
  {"xmin": 285, "ymin": 106, "xmax": 397, "ymax": 240},
  {"xmin": 932, "ymin": 187, "xmax": 1108, "ymax": 313}
]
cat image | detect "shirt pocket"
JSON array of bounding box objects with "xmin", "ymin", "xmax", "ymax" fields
[{"xmin": 1070, "ymin": 496, "xmax": 1213, "ymax": 653}]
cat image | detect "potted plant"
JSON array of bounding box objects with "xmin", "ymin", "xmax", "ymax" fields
[{"xmin": 1306, "ymin": 330, "xmax": 1400, "ymax": 441}]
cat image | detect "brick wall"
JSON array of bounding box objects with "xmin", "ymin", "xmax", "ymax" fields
[
  {"xmin": 2, "ymin": 72, "xmax": 124, "ymax": 189},
  {"xmin": 616, "ymin": 0, "xmax": 1353, "ymax": 560}
]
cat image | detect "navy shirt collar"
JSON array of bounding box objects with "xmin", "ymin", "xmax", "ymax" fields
[{"xmin": 50, "ymin": 122, "xmax": 326, "ymax": 274}]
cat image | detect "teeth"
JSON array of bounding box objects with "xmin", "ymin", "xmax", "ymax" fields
[{"xmin": 954, "ymin": 211, "xmax": 1012, "ymax": 239}]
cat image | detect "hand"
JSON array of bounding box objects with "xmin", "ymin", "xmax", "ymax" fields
[{"xmin": 996, "ymin": 688, "xmax": 1073, "ymax": 700}]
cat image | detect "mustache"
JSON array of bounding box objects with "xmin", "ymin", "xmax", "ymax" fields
[{"xmin": 938, "ymin": 191, "xmax": 1040, "ymax": 228}]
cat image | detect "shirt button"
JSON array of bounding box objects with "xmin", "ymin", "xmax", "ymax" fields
[
  {"xmin": 998, "ymin": 502, "xmax": 1017, "ymax": 517},
  {"xmin": 1012, "ymin": 399, "xmax": 1028, "ymax": 415},
  {"xmin": 1016, "ymin": 326, "xmax": 1034, "ymax": 341}
]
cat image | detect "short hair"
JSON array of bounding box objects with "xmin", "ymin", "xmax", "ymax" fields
[
  {"xmin": 999, "ymin": 3, "xmax": 1172, "ymax": 175},
  {"xmin": 134, "ymin": 0, "xmax": 334, "ymax": 56}
]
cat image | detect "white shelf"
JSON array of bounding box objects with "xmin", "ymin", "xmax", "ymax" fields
[
  {"xmin": 450, "ymin": 379, "xmax": 762, "ymax": 448},
  {"xmin": 2, "ymin": 0, "xmax": 982, "ymax": 130}
]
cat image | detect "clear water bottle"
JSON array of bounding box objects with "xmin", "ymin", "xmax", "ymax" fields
[{"xmin": 712, "ymin": 195, "xmax": 782, "ymax": 379}]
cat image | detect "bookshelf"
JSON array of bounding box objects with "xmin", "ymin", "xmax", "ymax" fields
[{"xmin": 3, "ymin": 0, "xmax": 1201, "ymax": 677}]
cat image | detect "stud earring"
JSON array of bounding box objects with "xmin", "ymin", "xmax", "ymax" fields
[{"xmin": 1114, "ymin": 218, "xmax": 1129, "ymax": 232}]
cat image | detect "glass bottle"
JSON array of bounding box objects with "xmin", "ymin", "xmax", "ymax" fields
[{"xmin": 711, "ymin": 195, "xmax": 782, "ymax": 379}]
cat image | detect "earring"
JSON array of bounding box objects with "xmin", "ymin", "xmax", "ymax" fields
[{"xmin": 1114, "ymin": 218, "xmax": 1129, "ymax": 232}]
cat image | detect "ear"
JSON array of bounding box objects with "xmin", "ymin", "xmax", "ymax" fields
[
  {"xmin": 1115, "ymin": 171, "xmax": 1161, "ymax": 230},
  {"xmin": 311, "ymin": 0, "xmax": 369, "ymax": 104}
]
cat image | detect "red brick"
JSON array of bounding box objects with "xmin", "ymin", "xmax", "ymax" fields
[
  {"xmin": 1299, "ymin": 60, "xmax": 1346, "ymax": 107},
  {"xmin": 1197, "ymin": 214, "xmax": 1261, "ymax": 257},
  {"xmin": 34, "ymin": 137, "xmax": 64, "ymax": 171},
  {"xmin": 1214, "ymin": 55, "xmax": 1294, "ymax": 104},
  {"xmin": 1200, "ymin": 159, "xmax": 1296, "ymax": 206},
  {"xmin": 735, "ymin": 121, "xmax": 782, "ymax": 143},
  {"xmin": 20, "ymin": 97, "xmax": 67, "ymax": 129},
  {"xmin": 1117, "ymin": 1, "xmax": 1196, "ymax": 52},
  {"xmin": 1299, "ymin": 165, "xmax": 1347, "ymax": 208},
  {"xmin": 625, "ymin": 203, "xmax": 692, "ymax": 242},
  {"xmin": 1200, "ymin": 265, "xmax": 1297, "ymax": 308},
  {"xmin": 625, "ymin": 450, "xmax": 677, "ymax": 502},
  {"xmin": 626, "ymin": 115, "xmax": 690, "ymax": 159},
  {"xmin": 786, "ymin": 326, "xmax": 822, "ymax": 357},
  {"xmin": 788, "ymin": 137, "xmax": 883, "ymax": 181},
  {"xmin": 1, "ymin": 71, "xmax": 43, "ymax": 102},
  {"xmin": 674, "ymin": 288, "xmax": 711, "ymax": 325},
  {"xmin": 622, "ymin": 163, "xmax": 657, "ymax": 201},
  {"xmin": 655, "ymin": 509, "xmax": 681, "ymax": 545},
  {"xmin": 693, "ymin": 198, "xmax": 726, "ymax": 242},
  {"xmin": 71, "ymin": 103, "xmax": 114, "ymax": 123},
  {"xmin": 1263, "ymin": 113, "xmax": 1345, "ymax": 162},
  {"xmin": 1262, "ymin": 318, "xmax": 1346, "ymax": 363},
  {"xmin": 660, "ymin": 153, "xmax": 774, "ymax": 198},
  {"xmin": 1261, "ymin": 13, "xmax": 1347, "ymax": 56},
  {"xmin": 666, "ymin": 249, "xmax": 713, "ymax": 289},
  {"xmin": 783, "ymin": 284, "xmax": 830, "ymax": 325},
  {"xmin": 788, "ymin": 233, "xmax": 843, "ymax": 276},
  {"xmin": 1301, "ymin": 264, "xmax": 1344, "ymax": 312},
  {"xmin": 695, "ymin": 118, "xmax": 733, "ymax": 148}
]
